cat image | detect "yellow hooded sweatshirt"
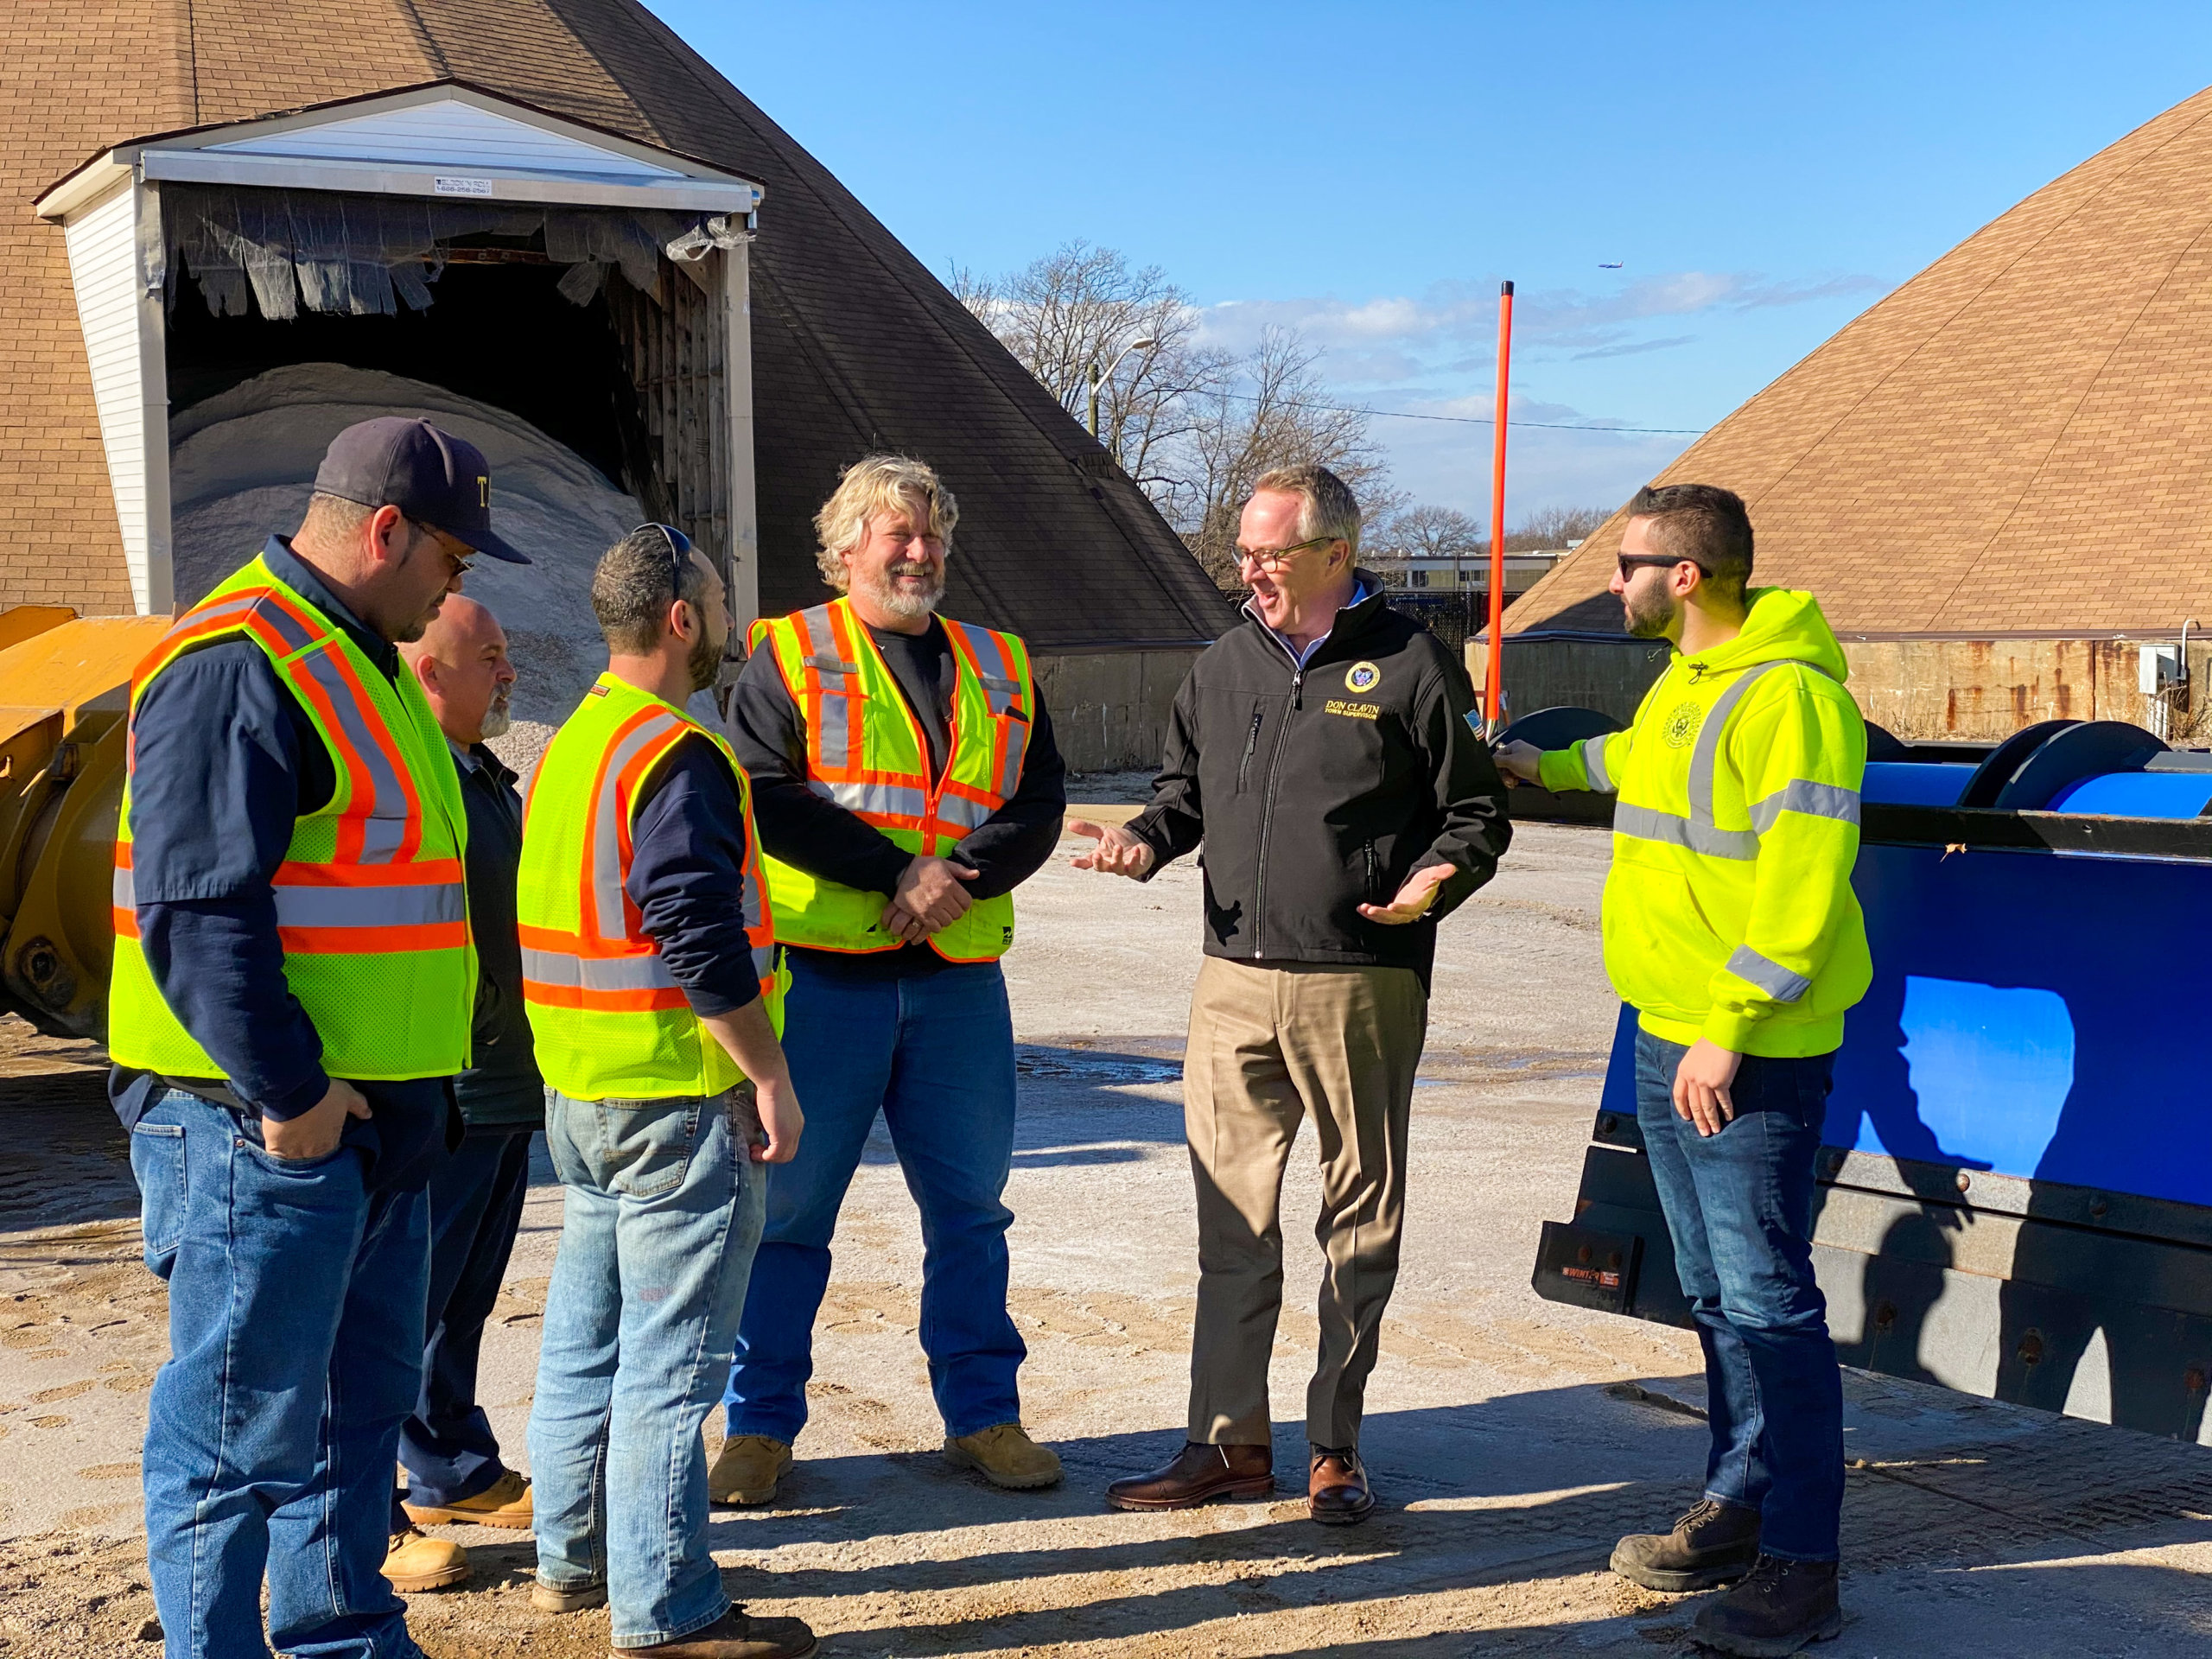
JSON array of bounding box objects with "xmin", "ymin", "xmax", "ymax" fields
[{"xmin": 1539, "ymin": 588, "xmax": 1871, "ymax": 1057}]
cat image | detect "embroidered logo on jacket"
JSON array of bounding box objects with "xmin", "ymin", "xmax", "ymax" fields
[
  {"xmin": 1344, "ymin": 662, "xmax": 1382, "ymax": 693},
  {"xmin": 1662, "ymin": 702, "xmax": 1704, "ymax": 747}
]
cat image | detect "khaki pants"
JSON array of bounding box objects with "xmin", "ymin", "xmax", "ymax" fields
[{"xmin": 1183, "ymin": 956, "xmax": 1427, "ymax": 1450}]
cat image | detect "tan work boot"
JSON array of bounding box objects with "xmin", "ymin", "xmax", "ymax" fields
[
  {"xmin": 404, "ymin": 1468, "xmax": 533, "ymax": 1529},
  {"xmin": 384, "ymin": 1524, "xmax": 469, "ymax": 1592},
  {"xmin": 620, "ymin": 1605, "xmax": 817, "ymax": 1656},
  {"xmin": 944, "ymin": 1422, "xmax": 1063, "ymax": 1490},
  {"xmin": 709, "ymin": 1434, "xmax": 793, "ymax": 1506},
  {"xmin": 531, "ymin": 1577, "xmax": 607, "ymax": 1614}
]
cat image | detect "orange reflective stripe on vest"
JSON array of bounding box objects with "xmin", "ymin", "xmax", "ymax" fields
[{"xmin": 520, "ymin": 700, "xmax": 776, "ymax": 1016}]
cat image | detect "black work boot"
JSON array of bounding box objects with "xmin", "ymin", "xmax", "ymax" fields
[
  {"xmin": 1691, "ymin": 1555, "xmax": 1843, "ymax": 1656},
  {"xmin": 1610, "ymin": 1497, "xmax": 1761, "ymax": 1591}
]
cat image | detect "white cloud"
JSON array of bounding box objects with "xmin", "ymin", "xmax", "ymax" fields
[{"xmin": 1191, "ymin": 270, "xmax": 1884, "ymax": 377}]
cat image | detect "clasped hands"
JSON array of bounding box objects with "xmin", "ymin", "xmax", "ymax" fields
[{"xmin": 880, "ymin": 854, "xmax": 980, "ymax": 944}]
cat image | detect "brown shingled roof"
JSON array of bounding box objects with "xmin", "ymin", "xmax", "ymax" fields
[
  {"xmin": 2, "ymin": 0, "xmax": 1227, "ymax": 647},
  {"xmin": 1508, "ymin": 85, "xmax": 2212, "ymax": 639}
]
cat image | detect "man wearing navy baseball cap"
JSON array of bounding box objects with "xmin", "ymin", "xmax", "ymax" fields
[{"xmin": 110, "ymin": 416, "xmax": 527, "ymax": 1658}]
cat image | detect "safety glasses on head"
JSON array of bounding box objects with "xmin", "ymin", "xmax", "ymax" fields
[{"xmin": 636, "ymin": 523, "xmax": 694, "ymax": 600}]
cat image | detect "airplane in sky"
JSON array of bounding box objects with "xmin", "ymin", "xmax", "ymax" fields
[{"xmin": 1599, "ymin": 261, "xmax": 1624, "ymax": 269}]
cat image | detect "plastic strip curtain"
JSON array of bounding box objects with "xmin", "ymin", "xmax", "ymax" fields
[{"xmin": 150, "ymin": 184, "xmax": 747, "ymax": 321}]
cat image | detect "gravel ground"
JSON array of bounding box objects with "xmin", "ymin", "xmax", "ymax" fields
[{"xmin": 3, "ymin": 823, "xmax": 2210, "ymax": 1656}]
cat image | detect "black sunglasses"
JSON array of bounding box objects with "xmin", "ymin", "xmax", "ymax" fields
[{"xmin": 1617, "ymin": 552, "xmax": 1713, "ymax": 581}]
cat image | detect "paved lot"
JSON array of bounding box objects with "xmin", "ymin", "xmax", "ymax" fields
[{"xmin": 3, "ymin": 823, "xmax": 2211, "ymax": 1655}]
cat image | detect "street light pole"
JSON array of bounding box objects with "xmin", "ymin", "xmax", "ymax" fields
[{"xmin": 1087, "ymin": 335, "xmax": 1160, "ymax": 438}]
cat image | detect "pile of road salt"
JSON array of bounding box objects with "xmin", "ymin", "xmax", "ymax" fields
[{"xmin": 168, "ymin": 361, "xmax": 714, "ymax": 775}]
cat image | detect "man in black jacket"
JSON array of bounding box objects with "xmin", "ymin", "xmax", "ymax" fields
[
  {"xmin": 1074, "ymin": 463, "xmax": 1510, "ymax": 1525},
  {"xmin": 388, "ymin": 595, "xmax": 543, "ymax": 1587}
]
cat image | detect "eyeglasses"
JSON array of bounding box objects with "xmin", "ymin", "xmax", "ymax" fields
[
  {"xmin": 1617, "ymin": 553, "xmax": 1712, "ymax": 581},
  {"xmin": 405, "ymin": 517, "xmax": 474, "ymax": 577},
  {"xmin": 1235, "ymin": 535, "xmax": 1338, "ymax": 573}
]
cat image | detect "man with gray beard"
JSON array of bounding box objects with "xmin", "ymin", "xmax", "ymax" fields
[
  {"xmin": 714, "ymin": 455, "xmax": 1069, "ymax": 1503},
  {"xmin": 388, "ymin": 596, "xmax": 543, "ymax": 1586}
]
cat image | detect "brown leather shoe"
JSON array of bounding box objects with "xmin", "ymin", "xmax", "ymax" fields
[
  {"xmin": 1105, "ymin": 1441, "xmax": 1274, "ymax": 1511},
  {"xmin": 1308, "ymin": 1445, "xmax": 1376, "ymax": 1526},
  {"xmin": 617, "ymin": 1605, "xmax": 817, "ymax": 1657}
]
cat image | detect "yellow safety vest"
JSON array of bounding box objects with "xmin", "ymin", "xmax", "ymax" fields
[
  {"xmin": 109, "ymin": 556, "xmax": 474, "ymax": 1080},
  {"xmin": 517, "ymin": 673, "xmax": 781, "ymax": 1102},
  {"xmin": 749, "ymin": 599, "xmax": 1034, "ymax": 963}
]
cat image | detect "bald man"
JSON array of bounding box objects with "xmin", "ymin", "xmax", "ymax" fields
[{"xmin": 385, "ymin": 597, "xmax": 543, "ymax": 1591}]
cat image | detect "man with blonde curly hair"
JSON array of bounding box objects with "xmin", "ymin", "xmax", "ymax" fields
[{"xmin": 714, "ymin": 454, "xmax": 1069, "ymax": 1503}]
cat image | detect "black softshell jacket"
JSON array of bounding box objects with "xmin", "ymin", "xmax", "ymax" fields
[{"xmin": 1128, "ymin": 578, "xmax": 1513, "ymax": 978}]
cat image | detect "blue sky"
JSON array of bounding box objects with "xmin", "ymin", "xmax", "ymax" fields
[{"xmin": 650, "ymin": 1, "xmax": 2212, "ymax": 524}]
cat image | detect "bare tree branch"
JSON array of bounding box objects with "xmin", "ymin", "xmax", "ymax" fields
[{"xmin": 956, "ymin": 244, "xmax": 1398, "ymax": 588}]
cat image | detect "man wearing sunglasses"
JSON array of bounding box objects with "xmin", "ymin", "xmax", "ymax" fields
[
  {"xmin": 1072, "ymin": 463, "xmax": 1510, "ymax": 1526},
  {"xmin": 1495, "ymin": 483, "xmax": 1866, "ymax": 1657},
  {"xmin": 109, "ymin": 417, "xmax": 529, "ymax": 1659}
]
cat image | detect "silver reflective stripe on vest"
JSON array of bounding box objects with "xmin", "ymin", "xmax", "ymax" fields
[
  {"xmin": 799, "ymin": 605, "xmax": 858, "ymax": 760},
  {"xmin": 1582, "ymin": 734, "xmax": 1614, "ymax": 794},
  {"xmin": 1748, "ymin": 779, "xmax": 1860, "ymax": 834},
  {"xmin": 113, "ymin": 866, "xmax": 134, "ymax": 910},
  {"xmin": 1726, "ymin": 944, "xmax": 1813, "ymax": 1002},
  {"xmin": 168, "ymin": 588, "xmax": 321, "ymax": 658},
  {"xmin": 1611, "ymin": 803, "xmax": 1762, "ymax": 860},
  {"xmin": 291, "ymin": 646, "xmax": 413, "ymax": 863},
  {"xmin": 272, "ymin": 880, "xmax": 464, "ymax": 929},
  {"xmin": 590, "ymin": 711, "xmax": 684, "ymax": 941},
  {"xmin": 936, "ymin": 794, "xmax": 995, "ymax": 832},
  {"xmin": 811, "ymin": 779, "xmax": 929, "ymax": 821},
  {"xmin": 995, "ymin": 715, "xmax": 1030, "ymax": 800},
  {"xmin": 520, "ymin": 946, "xmax": 680, "ymax": 992},
  {"xmin": 944, "ymin": 621, "xmax": 1021, "ymax": 715}
]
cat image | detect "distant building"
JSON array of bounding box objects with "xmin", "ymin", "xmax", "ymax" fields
[{"xmin": 1379, "ymin": 550, "xmax": 1568, "ymax": 596}]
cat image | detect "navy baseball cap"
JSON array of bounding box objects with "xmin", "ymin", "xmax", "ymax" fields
[{"xmin": 313, "ymin": 416, "xmax": 531, "ymax": 565}]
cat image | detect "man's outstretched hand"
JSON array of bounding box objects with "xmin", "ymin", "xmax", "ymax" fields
[
  {"xmin": 1068, "ymin": 818, "xmax": 1155, "ymax": 879},
  {"xmin": 1357, "ymin": 861, "xmax": 1454, "ymax": 925}
]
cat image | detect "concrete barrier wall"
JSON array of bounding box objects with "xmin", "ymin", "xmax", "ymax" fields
[
  {"xmin": 1472, "ymin": 633, "xmax": 2212, "ymax": 744},
  {"xmin": 1034, "ymin": 649, "xmax": 1204, "ymax": 773}
]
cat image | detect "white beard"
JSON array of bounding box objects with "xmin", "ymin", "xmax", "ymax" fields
[
  {"xmin": 479, "ymin": 691, "xmax": 513, "ymax": 741},
  {"xmin": 857, "ymin": 561, "xmax": 944, "ymax": 620}
]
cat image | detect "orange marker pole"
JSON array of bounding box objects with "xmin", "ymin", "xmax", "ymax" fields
[{"xmin": 1484, "ymin": 280, "xmax": 1515, "ymax": 736}]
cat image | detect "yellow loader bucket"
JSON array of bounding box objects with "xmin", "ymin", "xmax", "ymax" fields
[{"xmin": 0, "ymin": 608, "xmax": 171, "ymax": 1040}]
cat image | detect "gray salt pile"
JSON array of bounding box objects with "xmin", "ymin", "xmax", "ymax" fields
[{"xmin": 168, "ymin": 361, "xmax": 715, "ymax": 774}]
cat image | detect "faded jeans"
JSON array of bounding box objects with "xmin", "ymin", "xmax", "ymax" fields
[
  {"xmin": 131, "ymin": 1087, "xmax": 429, "ymax": 1659},
  {"xmin": 528, "ymin": 1089, "xmax": 763, "ymax": 1648},
  {"xmin": 1634, "ymin": 1030, "xmax": 1846, "ymax": 1560}
]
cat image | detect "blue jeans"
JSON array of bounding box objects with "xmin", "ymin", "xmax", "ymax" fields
[
  {"xmin": 528, "ymin": 1090, "xmax": 762, "ymax": 1649},
  {"xmin": 723, "ymin": 957, "xmax": 1025, "ymax": 1443},
  {"xmin": 130, "ymin": 1088, "xmax": 430, "ymax": 1659},
  {"xmin": 397, "ymin": 1125, "xmax": 534, "ymax": 1511},
  {"xmin": 1634, "ymin": 1030, "xmax": 1846, "ymax": 1561}
]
